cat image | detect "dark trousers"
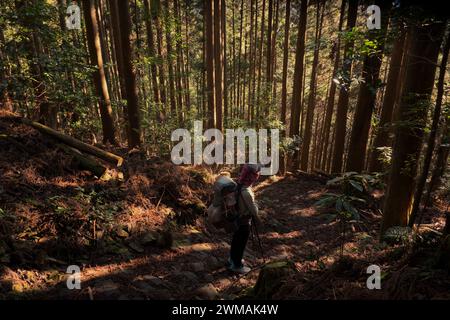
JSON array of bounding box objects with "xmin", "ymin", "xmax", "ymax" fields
[{"xmin": 230, "ymin": 224, "xmax": 250, "ymax": 267}]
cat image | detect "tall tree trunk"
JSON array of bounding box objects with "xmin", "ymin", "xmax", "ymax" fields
[
  {"xmin": 280, "ymin": 0, "xmax": 290, "ymax": 126},
  {"xmin": 174, "ymin": 0, "xmax": 184, "ymax": 122},
  {"xmin": 247, "ymin": 0, "xmax": 255, "ymax": 120},
  {"xmin": 143, "ymin": 0, "xmax": 160, "ymax": 107},
  {"xmin": 271, "ymin": 0, "xmax": 280, "ymax": 99},
  {"xmin": 163, "ymin": 0, "xmax": 177, "ymax": 117},
  {"xmin": 288, "ymin": 0, "xmax": 307, "ymax": 167},
  {"xmin": 154, "ymin": 0, "xmax": 167, "ymax": 111},
  {"xmin": 346, "ymin": 0, "xmax": 391, "ymax": 172},
  {"xmin": 117, "ymin": 0, "xmax": 141, "ymax": 147},
  {"xmin": 221, "ymin": 0, "xmax": 228, "ymax": 121},
  {"xmin": 408, "ymin": 29, "xmax": 450, "ymax": 227},
  {"xmin": 0, "ymin": 27, "xmax": 13, "ymax": 111},
  {"xmin": 205, "ymin": 0, "xmax": 215, "ymax": 128},
  {"xmin": 256, "ymin": 0, "xmax": 266, "ymax": 118},
  {"xmin": 368, "ymin": 30, "xmax": 407, "ymax": 172},
  {"xmin": 108, "ymin": 0, "xmax": 129, "ymax": 140},
  {"xmin": 381, "ymin": 21, "xmax": 445, "ymax": 234},
  {"xmin": 183, "ymin": 1, "xmax": 191, "ymax": 111},
  {"xmin": 300, "ymin": 1, "xmax": 324, "ymax": 171},
  {"xmin": 231, "ymin": 0, "xmax": 237, "ymax": 119},
  {"xmin": 330, "ymin": 0, "xmax": 357, "ymax": 173},
  {"xmin": 424, "ymin": 140, "xmax": 450, "ymax": 208},
  {"xmin": 266, "ymin": 0, "xmax": 273, "ymax": 84},
  {"xmin": 236, "ymin": 0, "xmax": 244, "ymax": 118},
  {"xmin": 213, "ymin": 0, "xmax": 223, "ymax": 130},
  {"xmin": 83, "ymin": 0, "xmax": 116, "ymax": 144},
  {"xmin": 318, "ymin": 0, "xmax": 345, "ymax": 171},
  {"xmin": 251, "ymin": 0, "xmax": 259, "ymax": 122}
]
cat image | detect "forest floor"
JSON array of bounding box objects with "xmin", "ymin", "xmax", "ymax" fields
[{"xmin": 1, "ymin": 111, "xmax": 450, "ymax": 300}]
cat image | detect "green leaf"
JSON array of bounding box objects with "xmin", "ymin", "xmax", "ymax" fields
[
  {"xmin": 314, "ymin": 195, "xmax": 337, "ymax": 207},
  {"xmin": 349, "ymin": 180, "xmax": 363, "ymax": 192},
  {"xmin": 335, "ymin": 198, "xmax": 343, "ymax": 212},
  {"xmin": 326, "ymin": 176, "xmax": 344, "ymax": 185}
]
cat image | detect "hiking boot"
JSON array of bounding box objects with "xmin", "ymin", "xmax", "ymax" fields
[
  {"xmin": 229, "ymin": 265, "xmax": 251, "ymax": 274},
  {"xmin": 226, "ymin": 258, "xmax": 245, "ymax": 268}
]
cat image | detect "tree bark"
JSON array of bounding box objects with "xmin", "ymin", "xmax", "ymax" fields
[
  {"xmin": 143, "ymin": 0, "xmax": 160, "ymax": 106},
  {"xmin": 82, "ymin": 0, "xmax": 116, "ymax": 144},
  {"xmin": 266, "ymin": 0, "xmax": 273, "ymax": 83},
  {"xmin": 368, "ymin": 30, "xmax": 406, "ymax": 172},
  {"xmin": 24, "ymin": 118, "xmax": 124, "ymax": 166},
  {"xmin": 205, "ymin": 0, "xmax": 215, "ymax": 129},
  {"xmin": 163, "ymin": 0, "xmax": 177, "ymax": 117},
  {"xmin": 408, "ymin": 29, "xmax": 450, "ymax": 227},
  {"xmin": 117, "ymin": 0, "xmax": 141, "ymax": 147},
  {"xmin": 214, "ymin": 0, "xmax": 223, "ymax": 130},
  {"xmin": 330, "ymin": 0, "xmax": 357, "ymax": 173},
  {"xmin": 346, "ymin": 0, "xmax": 391, "ymax": 172},
  {"xmin": 0, "ymin": 27, "xmax": 13, "ymax": 111},
  {"xmin": 300, "ymin": 1, "xmax": 324, "ymax": 171},
  {"xmin": 381, "ymin": 21, "xmax": 445, "ymax": 234},
  {"xmin": 221, "ymin": 0, "xmax": 228, "ymax": 121},
  {"xmin": 288, "ymin": 0, "xmax": 307, "ymax": 167},
  {"xmin": 318, "ymin": 0, "xmax": 345, "ymax": 171},
  {"xmin": 280, "ymin": 0, "xmax": 290, "ymax": 126}
]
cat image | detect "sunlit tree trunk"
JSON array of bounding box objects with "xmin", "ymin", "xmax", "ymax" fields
[
  {"xmin": 205, "ymin": 0, "xmax": 215, "ymax": 128},
  {"xmin": 300, "ymin": 1, "xmax": 324, "ymax": 171},
  {"xmin": 381, "ymin": 21, "xmax": 445, "ymax": 234},
  {"xmin": 346, "ymin": 0, "xmax": 391, "ymax": 172},
  {"xmin": 318, "ymin": 0, "xmax": 345, "ymax": 171},
  {"xmin": 83, "ymin": 0, "xmax": 116, "ymax": 144},
  {"xmin": 289, "ymin": 0, "xmax": 307, "ymax": 167},
  {"xmin": 280, "ymin": 0, "xmax": 290, "ymax": 126},
  {"xmin": 117, "ymin": 0, "xmax": 141, "ymax": 147},
  {"xmin": 330, "ymin": 0, "xmax": 357, "ymax": 173},
  {"xmin": 143, "ymin": 0, "xmax": 160, "ymax": 107},
  {"xmin": 368, "ymin": 30, "xmax": 406, "ymax": 172}
]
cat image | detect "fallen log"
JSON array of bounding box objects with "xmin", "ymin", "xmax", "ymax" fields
[
  {"xmin": 56, "ymin": 143, "xmax": 107, "ymax": 177},
  {"xmin": 22, "ymin": 119, "xmax": 123, "ymax": 166}
]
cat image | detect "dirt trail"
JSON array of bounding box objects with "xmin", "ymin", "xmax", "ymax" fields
[
  {"xmin": 2, "ymin": 112, "xmax": 448, "ymax": 300},
  {"xmin": 1, "ymin": 113, "xmax": 338, "ymax": 300},
  {"xmin": 23, "ymin": 173, "xmax": 336, "ymax": 300}
]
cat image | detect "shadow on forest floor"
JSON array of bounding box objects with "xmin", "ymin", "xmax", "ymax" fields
[{"xmin": 1, "ymin": 112, "xmax": 449, "ymax": 300}]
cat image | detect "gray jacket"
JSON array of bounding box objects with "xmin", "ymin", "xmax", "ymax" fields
[{"xmin": 237, "ymin": 187, "xmax": 258, "ymax": 225}]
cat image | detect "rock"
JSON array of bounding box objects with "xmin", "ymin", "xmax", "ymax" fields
[
  {"xmin": 140, "ymin": 232, "xmax": 157, "ymax": 245},
  {"xmin": 157, "ymin": 230, "xmax": 173, "ymax": 249},
  {"xmin": 249, "ymin": 260, "xmax": 298, "ymax": 299},
  {"xmin": 173, "ymin": 271, "xmax": 198, "ymax": 283},
  {"xmin": 190, "ymin": 262, "xmax": 205, "ymax": 272},
  {"xmin": 203, "ymin": 274, "xmax": 214, "ymax": 282},
  {"xmin": 95, "ymin": 280, "xmax": 120, "ymax": 297},
  {"xmin": 128, "ymin": 241, "xmax": 145, "ymax": 253},
  {"xmin": 151, "ymin": 288, "xmax": 172, "ymax": 300},
  {"xmin": 134, "ymin": 281, "xmax": 156, "ymax": 293},
  {"xmin": 205, "ymin": 255, "xmax": 221, "ymax": 269},
  {"xmin": 142, "ymin": 275, "xmax": 165, "ymax": 287},
  {"xmin": 196, "ymin": 284, "xmax": 219, "ymax": 300}
]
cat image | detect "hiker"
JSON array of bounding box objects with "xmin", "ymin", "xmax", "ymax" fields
[{"xmin": 227, "ymin": 164, "xmax": 261, "ymax": 274}]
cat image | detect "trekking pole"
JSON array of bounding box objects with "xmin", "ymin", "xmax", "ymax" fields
[{"xmin": 251, "ymin": 216, "xmax": 266, "ymax": 262}]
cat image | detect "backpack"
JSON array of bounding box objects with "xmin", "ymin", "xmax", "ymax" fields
[{"xmin": 207, "ymin": 175, "xmax": 242, "ymax": 232}]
